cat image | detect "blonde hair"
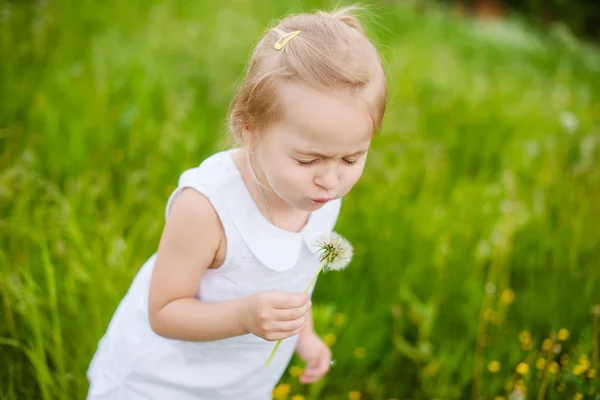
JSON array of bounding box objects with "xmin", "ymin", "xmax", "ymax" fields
[{"xmin": 228, "ymin": 5, "xmax": 388, "ymax": 143}]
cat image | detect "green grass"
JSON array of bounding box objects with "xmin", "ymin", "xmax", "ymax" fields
[{"xmin": 1, "ymin": 0, "xmax": 600, "ymax": 399}]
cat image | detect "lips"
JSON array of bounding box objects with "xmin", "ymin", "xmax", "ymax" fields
[{"xmin": 312, "ymin": 198, "xmax": 332, "ymax": 204}]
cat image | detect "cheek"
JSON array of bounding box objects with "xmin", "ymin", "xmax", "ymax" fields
[
  {"xmin": 265, "ymin": 160, "xmax": 308, "ymax": 192},
  {"xmin": 341, "ymin": 164, "xmax": 366, "ymax": 190}
]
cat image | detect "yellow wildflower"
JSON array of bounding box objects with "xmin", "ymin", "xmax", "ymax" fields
[
  {"xmin": 332, "ymin": 313, "xmax": 347, "ymax": 326},
  {"xmin": 587, "ymin": 368, "xmax": 596, "ymax": 379},
  {"xmin": 516, "ymin": 363, "xmax": 530, "ymax": 375},
  {"xmin": 289, "ymin": 366, "xmax": 303, "ymax": 377},
  {"xmin": 573, "ymin": 365, "xmax": 585, "ymax": 376},
  {"xmin": 574, "ymin": 393, "xmax": 583, "ymax": 400},
  {"xmin": 324, "ymin": 333, "xmax": 337, "ymax": 346},
  {"xmin": 487, "ymin": 360, "xmax": 501, "ymax": 373},
  {"xmin": 273, "ymin": 383, "xmax": 291, "ymax": 399},
  {"xmin": 542, "ymin": 339, "xmax": 553, "ymax": 352},
  {"xmin": 579, "ymin": 354, "xmax": 590, "ymax": 370},
  {"xmin": 519, "ymin": 331, "xmax": 533, "ymax": 350},
  {"xmin": 349, "ymin": 391, "xmax": 361, "ymax": 400},
  {"xmin": 549, "ymin": 362, "xmax": 559, "ymax": 374},
  {"xmin": 353, "ymin": 347, "xmax": 366, "ymax": 359},
  {"xmin": 500, "ymin": 288, "xmax": 515, "ymax": 305},
  {"xmin": 519, "ymin": 330, "xmax": 531, "ymax": 343},
  {"xmin": 536, "ymin": 358, "xmax": 546, "ymax": 370},
  {"xmin": 291, "ymin": 396, "xmax": 305, "ymax": 400},
  {"xmin": 557, "ymin": 328, "xmax": 570, "ymax": 341}
]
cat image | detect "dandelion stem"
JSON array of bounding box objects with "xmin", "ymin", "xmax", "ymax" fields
[
  {"xmin": 304, "ymin": 266, "xmax": 325, "ymax": 294},
  {"xmin": 265, "ymin": 340, "xmax": 282, "ymax": 367},
  {"xmin": 265, "ymin": 262, "xmax": 327, "ymax": 367}
]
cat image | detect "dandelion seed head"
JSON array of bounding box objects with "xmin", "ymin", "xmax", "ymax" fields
[{"xmin": 313, "ymin": 232, "xmax": 353, "ymax": 271}]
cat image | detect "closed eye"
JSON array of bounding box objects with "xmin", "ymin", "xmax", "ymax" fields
[
  {"xmin": 343, "ymin": 158, "xmax": 357, "ymax": 165},
  {"xmin": 297, "ymin": 159, "xmax": 316, "ymax": 167}
]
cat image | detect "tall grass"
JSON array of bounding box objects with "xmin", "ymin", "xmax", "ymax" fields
[{"xmin": 1, "ymin": 0, "xmax": 599, "ymax": 399}]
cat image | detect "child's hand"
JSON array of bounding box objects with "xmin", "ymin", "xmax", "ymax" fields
[
  {"xmin": 242, "ymin": 291, "xmax": 312, "ymax": 341},
  {"xmin": 295, "ymin": 331, "xmax": 332, "ymax": 384}
]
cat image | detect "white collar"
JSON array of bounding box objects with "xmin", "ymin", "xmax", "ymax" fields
[{"xmin": 221, "ymin": 150, "xmax": 341, "ymax": 272}]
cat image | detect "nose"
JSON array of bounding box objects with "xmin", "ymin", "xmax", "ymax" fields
[{"xmin": 314, "ymin": 164, "xmax": 338, "ymax": 192}]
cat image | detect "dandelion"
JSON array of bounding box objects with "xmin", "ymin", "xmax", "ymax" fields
[
  {"xmin": 349, "ymin": 391, "xmax": 361, "ymax": 400},
  {"xmin": 289, "ymin": 366, "xmax": 303, "ymax": 377},
  {"xmin": 291, "ymin": 396, "xmax": 305, "ymax": 400},
  {"xmin": 536, "ymin": 358, "xmax": 546, "ymax": 370},
  {"xmin": 324, "ymin": 333, "xmax": 337, "ymax": 346},
  {"xmin": 488, "ymin": 360, "xmax": 501, "ymax": 373},
  {"xmin": 518, "ymin": 331, "xmax": 533, "ymax": 350},
  {"xmin": 484, "ymin": 309, "xmax": 496, "ymax": 322},
  {"xmin": 574, "ymin": 393, "xmax": 583, "ymax": 400},
  {"xmin": 588, "ymin": 368, "xmax": 597, "ymax": 379},
  {"xmin": 354, "ymin": 347, "xmax": 367, "ymax": 359},
  {"xmin": 273, "ymin": 383, "xmax": 290, "ymax": 399},
  {"xmin": 557, "ymin": 328, "xmax": 570, "ymax": 341},
  {"xmin": 516, "ymin": 362, "xmax": 530, "ymax": 375},
  {"xmin": 549, "ymin": 362, "xmax": 560, "ymax": 374},
  {"xmin": 519, "ymin": 331, "xmax": 531, "ymax": 343},
  {"xmin": 500, "ymin": 288, "xmax": 515, "ymax": 305},
  {"xmin": 266, "ymin": 232, "xmax": 353, "ymax": 366},
  {"xmin": 542, "ymin": 339, "xmax": 553, "ymax": 352},
  {"xmin": 573, "ymin": 365, "xmax": 585, "ymax": 376}
]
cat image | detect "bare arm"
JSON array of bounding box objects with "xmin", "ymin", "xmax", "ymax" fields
[
  {"xmin": 148, "ymin": 188, "xmax": 247, "ymax": 341},
  {"xmin": 148, "ymin": 188, "xmax": 313, "ymax": 342}
]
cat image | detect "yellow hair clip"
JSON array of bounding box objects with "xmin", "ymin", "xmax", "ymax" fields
[{"xmin": 274, "ymin": 30, "xmax": 301, "ymax": 50}]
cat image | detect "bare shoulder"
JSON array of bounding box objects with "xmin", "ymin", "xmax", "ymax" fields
[{"xmin": 148, "ymin": 188, "xmax": 224, "ymax": 313}]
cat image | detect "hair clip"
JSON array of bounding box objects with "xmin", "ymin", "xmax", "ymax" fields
[{"xmin": 274, "ymin": 30, "xmax": 301, "ymax": 50}]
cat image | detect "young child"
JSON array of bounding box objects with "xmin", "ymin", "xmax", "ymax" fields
[{"xmin": 86, "ymin": 5, "xmax": 387, "ymax": 400}]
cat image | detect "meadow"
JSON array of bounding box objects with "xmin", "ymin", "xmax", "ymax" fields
[{"xmin": 1, "ymin": 0, "xmax": 599, "ymax": 399}]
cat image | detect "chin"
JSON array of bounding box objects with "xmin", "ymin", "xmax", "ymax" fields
[{"xmin": 291, "ymin": 199, "xmax": 322, "ymax": 212}]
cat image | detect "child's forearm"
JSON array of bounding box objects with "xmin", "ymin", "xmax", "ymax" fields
[
  {"xmin": 298, "ymin": 309, "xmax": 315, "ymax": 339},
  {"xmin": 149, "ymin": 297, "xmax": 249, "ymax": 341}
]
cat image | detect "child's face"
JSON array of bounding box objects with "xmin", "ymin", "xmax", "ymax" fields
[{"xmin": 255, "ymin": 82, "xmax": 373, "ymax": 212}]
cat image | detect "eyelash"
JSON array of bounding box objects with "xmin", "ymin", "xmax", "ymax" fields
[{"xmin": 296, "ymin": 159, "xmax": 357, "ymax": 167}]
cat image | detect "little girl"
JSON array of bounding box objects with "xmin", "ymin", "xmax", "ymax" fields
[{"xmin": 86, "ymin": 5, "xmax": 387, "ymax": 400}]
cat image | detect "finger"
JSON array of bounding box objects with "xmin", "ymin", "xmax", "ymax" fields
[
  {"xmin": 273, "ymin": 292, "xmax": 309, "ymax": 309},
  {"xmin": 275, "ymin": 300, "xmax": 311, "ymax": 321},
  {"xmin": 300, "ymin": 353, "xmax": 331, "ymax": 383},
  {"xmin": 273, "ymin": 315, "xmax": 308, "ymax": 332},
  {"xmin": 268, "ymin": 319, "xmax": 310, "ymax": 341}
]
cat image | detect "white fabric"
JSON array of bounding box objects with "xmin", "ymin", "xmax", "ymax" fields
[{"xmin": 86, "ymin": 149, "xmax": 342, "ymax": 400}]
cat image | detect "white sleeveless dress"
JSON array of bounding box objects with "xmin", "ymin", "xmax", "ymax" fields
[{"xmin": 86, "ymin": 149, "xmax": 342, "ymax": 400}]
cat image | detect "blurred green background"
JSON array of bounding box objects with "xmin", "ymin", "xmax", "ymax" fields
[{"xmin": 1, "ymin": 0, "xmax": 599, "ymax": 399}]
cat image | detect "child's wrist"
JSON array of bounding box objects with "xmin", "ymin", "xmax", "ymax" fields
[{"xmin": 235, "ymin": 297, "xmax": 251, "ymax": 335}]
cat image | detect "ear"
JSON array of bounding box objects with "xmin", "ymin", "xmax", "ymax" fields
[{"xmin": 241, "ymin": 123, "xmax": 257, "ymax": 147}]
